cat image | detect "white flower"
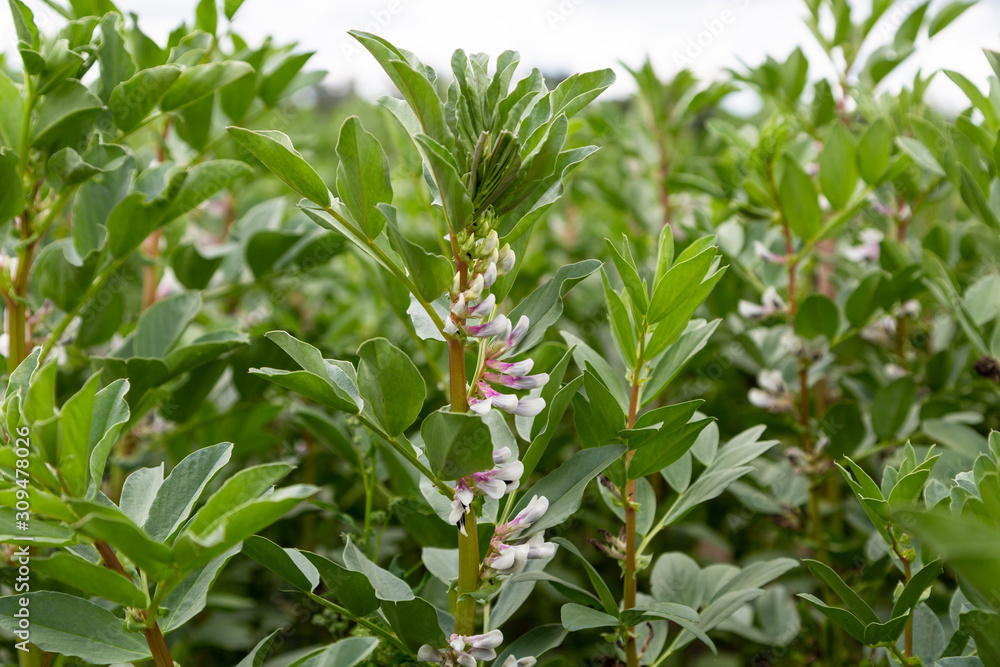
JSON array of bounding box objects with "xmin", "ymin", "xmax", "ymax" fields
[
  {"xmin": 501, "ymin": 657, "xmax": 537, "ymax": 667},
  {"xmin": 843, "ymin": 229, "xmax": 883, "ymax": 263},
  {"xmin": 738, "ymin": 287, "xmax": 786, "ymax": 319}
]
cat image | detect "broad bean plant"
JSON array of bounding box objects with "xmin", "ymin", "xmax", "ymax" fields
[{"xmin": 1, "ymin": 0, "xmax": 999, "ymax": 666}]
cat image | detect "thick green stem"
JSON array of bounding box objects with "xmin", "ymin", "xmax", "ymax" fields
[
  {"xmin": 449, "ymin": 258, "xmax": 479, "ymax": 636},
  {"xmin": 455, "ymin": 509, "xmax": 480, "ymax": 636},
  {"xmin": 143, "ymin": 625, "xmax": 173, "ymax": 667},
  {"xmin": 623, "ymin": 337, "xmax": 644, "ymax": 667},
  {"xmin": 95, "ymin": 541, "xmax": 173, "ymax": 667}
]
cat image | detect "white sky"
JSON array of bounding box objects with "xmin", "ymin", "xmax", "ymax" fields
[{"xmin": 3, "ymin": 0, "xmax": 1000, "ymax": 113}]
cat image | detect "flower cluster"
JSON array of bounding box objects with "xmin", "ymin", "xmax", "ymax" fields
[
  {"xmin": 482, "ymin": 495, "xmax": 555, "ymax": 578},
  {"xmin": 449, "ymin": 447, "xmax": 523, "ymax": 534},
  {"xmin": 417, "ymin": 629, "xmax": 536, "ymax": 667},
  {"xmin": 443, "ymin": 217, "xmax": 548, "ymax": 418},
  {"xmin": 468, "ymin": 314, "xmax": 548, "ymax": 417}
]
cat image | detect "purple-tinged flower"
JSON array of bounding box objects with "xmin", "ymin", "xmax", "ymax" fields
[
  {"xmin": 470, "ymin": 459, "xmax": 523, "ymax": 499},
  {"xmin": 466, "ymin": 314, "xmax": 511, "ymax": 339},
  {"xmin": 484, "ymin": 371, "xmax": 550, "ymax": 390},
  {"xmin": 488, "ymin": 358, "xmax": 533, "ymax": 375},
  {"xmin": 468, "ymin": 293, "xmax": 496, "ymax": 319}
]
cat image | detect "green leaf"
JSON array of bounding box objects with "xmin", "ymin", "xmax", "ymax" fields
[
  {"xmin": 160, "ymin": 61, "xmax": 253, "ymax": 111},
  {"xmin": 109, "ymin": 65, "xmax": 181, "ymax": 132},
  {"xmin": 290, "ymin": 637, "xmax": 379, "ymax": 667},
  {"xmin": 945, "ymin": 70, "xmax": 999, "ymax": 131},
  {"xmin": 551, "ymin": 537, "xmax": 619, "ymax": 616},
  {"xmin": 643, "ymin": 319, "xmax": 720, "ymax": 404},
  {"xmin": 87, "ymin": 379, "xmax": 131, "ymax": 499},
  {"xmin": 798, "ymin": 593, "xmax": 866, "ymax": 642},
  {"xmin": 560, "ymin": 603, "xmax": 619, "ymax": 631},
  {"xmin": 958, "ymin": 166, "xmax": 1000, "ymax": 229},
  {"xmin": 301, "ymin": 550, "xmax": 379, "ymax": 616},
  {"xmin": 896, "ymin": 136, "xmax": 945, "ymax": 176},
  {"xmin": 420, "ymin": 409, "xmax": 493, "ymax": 480},
  {"xmin": 95, "ymin": 13, "xmax": 136, "ymax": 103},
  {"xmin": 858, "ymin": 118, "xmax": 892, "ymax": 184},
  {"xmin": 494, "ymin": 625, "xmax": 566, "ymax": 666},
  {"xmin": 601, "ymin": 268, "xmax": 636, "ymax": 366},
  {"xmin": 413, "ymin": 133, "xmax": 472, "ymax": 234},
  {"xmin": 0, "ymin": 592, "xmax": 149, "ymax": 663},
  {"xmin": 228, "ymin": 127, "xmax": 330, "ymax": 207},
  {"xmin": 803, "ymin": 559, "xmax": 879, "ymax": 624},
  {"xmin": 243, "ymin": 535, "xmax": 319, "ymax": 592},
  {"xmin": 872, "ymin": 377, "xmax": 917, "ymax": 441},
  {"xmin": 160, "ymin": 544, "xmax": 241, "ymax": 632},
  {"xmin": 960, "ymin": 611, "xmax": 1000, "ymax": 665},
  {"xmin": 795, "ymin": 294, "xmax": 840, "ymax": 340},
  {"xmin": 194, "ymin": 0, "xmax": 217, "ymax": 34},
  {"xmin": 778, "ymin": 154, "xmax": 822, "ymax": 240},
  {"xmin": 57, "ymin": 373, "xmax": 100, "ymax": 497},
  {"xmin": 892, "ymin": 560, "xmax": 943, "ymax": 618},
  {"xmin": 508, "ymin": 259, "xmax": 603, "ymax": 353},
  {"xmin": 119, "ymin": 465, "xmax": 164, "ymax": 526},
  {"xmin": 342, "ymin": 537, "xmax": 414, "ymax": 601},
  {"xmin": 380, "ymin": 597, "xmax": 446, "ymax": 653},
  {"xmin": 224, "ymin": 0, "xmax": 246, "ymax": 19},
  {"xmin": 358, "ymin": 338, "xmax": 425, "ymax": 437},
  {"xmin": 236, "ymin": 629, "xmax": 281, "ymax": 667},
  {"xmin": 260, "ymin": 51, "xmax": 315, "ymax": 106},
  {"xmin": 819, "ymin": 123, "xmax": 858, "ymax": 210},
  {"xmin": 173, "ymin": 484, "xmax": 317, "ymax": 567},
  {"xmin": 0, "ymin": 147, "xmax": 24, "ymax": 224},
  {"xmin": 32, "ymin": 552, "xmax": 147, "ymax": 608},
  {"xmin": 511, "ymin": 444, "xmax": 625, "ymax": 536},
  {"xmin": 31, "ymin": 80, "xmax": 103, "ymax": 146},
  {"xmin": 605, "ymin": 237, "xmax": 648, "ymax": 315},
  {"xmin": 387, "ymin": 59, "xmax": 452, "ymax": 147},
  {"xmin": 143, "ymin": 442, "xmax": 233, "ymax": 542},
  {"xmin": 380, "ymin": 204, "xmax": 452, "ymax": 301},
  {"xmin": 927, "ymin": 0, "xmax": 976, "ymax": 37},
  {"xmin": 253, "ymin": 330, "xmax": 362, "ymax": 414},
  {"xmin": 133, "ymin": 291, "xmax": 201, "ymax": 358},
  {"xmin": 71, "ymin": 505, "xmax": 174, "ymax": 580},
  {"xmin": 336, "ymin": 116, "xmax": 392, "ymax": 237},
  {"xmin": 186, "ymin": 463, "xmax": 294, "ymax": 535},
  {"xmin": 628, "ymin": 417, "xmax": 713, "ymax": 479}
]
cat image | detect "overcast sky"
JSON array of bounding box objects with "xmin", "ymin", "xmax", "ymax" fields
[{"xmin": 3, "ymin": 0, "xmax": 999, "ymax": 113}]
